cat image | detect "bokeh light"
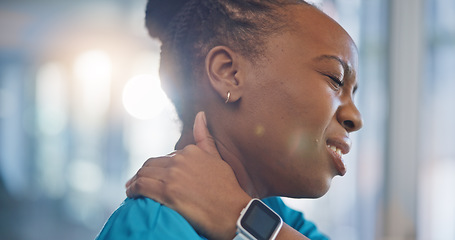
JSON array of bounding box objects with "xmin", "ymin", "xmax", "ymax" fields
[
  {"xmin": 73, "ymin": 49, "xmax": 112, "ymax": 123},
  {"xmin": 68, "ymin": 160, "xmax": 104, "ymax": 193},
  {"xmin": 122, "ymin": 74, "xmax": 170, "ymax": 120},
  {"xmin": 36, "ymin": 62, "xmax": 67, "ymax": 136},
  {"xmin": 74, "ymin": 50, "xmax": 112, "ymax": 81}
]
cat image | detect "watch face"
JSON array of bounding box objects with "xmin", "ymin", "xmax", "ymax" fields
[{"xmin": 240, "ymin": 199, "xmax": 282, "ymax": 240}]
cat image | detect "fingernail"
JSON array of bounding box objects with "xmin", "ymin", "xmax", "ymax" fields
[{"xmin": 201, "ymin": 111, "xmax": 207, "ymax": 126}]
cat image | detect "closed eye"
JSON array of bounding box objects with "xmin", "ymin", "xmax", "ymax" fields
[{"xmin": 327, "ymin": 75, "xmax": 344, "ymax": 90}]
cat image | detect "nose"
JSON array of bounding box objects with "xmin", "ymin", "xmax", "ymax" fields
[{"xmin": 337, "ymin": 100, "xmax": 363, "ymax": 132}]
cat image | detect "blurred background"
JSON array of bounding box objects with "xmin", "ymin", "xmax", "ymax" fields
[{"xmin": 0, "ymin": 0, "xmax": 453, "ymax": 239}]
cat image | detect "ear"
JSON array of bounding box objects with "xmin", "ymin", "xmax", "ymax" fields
[{"xmin": 205, "ymin": 46, "xmax": 244, "ymax": 103}]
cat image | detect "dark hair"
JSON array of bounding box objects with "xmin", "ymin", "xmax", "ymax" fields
[{"xmin": 145, "ymin": 0, "xmax": 309, "ymax": 126}]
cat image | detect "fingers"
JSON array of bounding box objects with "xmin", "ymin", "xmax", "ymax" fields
[
  {"xmin": 126, "ymin": 176, "xmax": 164, "ymax": 200},
  {"xmin": 125, "ymin": 165, "xmax": 170, "ymax": 198},
  {"xmin": 142, "ymin": 155, "xmax": 173, "ymax": 167},
  {"xmin": 193, "ymin": 111, "xmax": 221, "ymax": 158},
  {"xmin": 125, "ymin": 156, "xmax": 172, "ymax": 192},
  {"xmin": 125, "ymin": 153, "xmax": 188, "ymax": 200},
  {"xmin": 125, "ymin": 177, "xmax": 134, "ymax": 188}
]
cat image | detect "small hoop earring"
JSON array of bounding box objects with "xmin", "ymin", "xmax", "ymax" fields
[{"xmin": 225, "ymin": 91, "xmax": 231, "ymax": 104}]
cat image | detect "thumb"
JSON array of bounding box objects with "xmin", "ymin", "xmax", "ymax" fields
[{"xmin": 193, "ymin": 111, "xmax": 221, "ymax": 158}]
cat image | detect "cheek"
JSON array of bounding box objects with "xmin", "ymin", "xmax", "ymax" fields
[
  {"xmin": 286, "ymin": 127, "xmax": 319, "ymax": 158},
  {"xmin": 279, "ymin": 82, "xmax": 335, "ymax": 132},
  {"xmin": 269, "ymin": 84, "xmax": 336, "ymax": 166},
  {"xmin": 246, "ymin": 67, "xmax": 337, "ymax": 152},
  {"xmin": 254, "ymin": 90, "xmax": 330, "ymax": 163},
  {"xmin": 243, "ymin": 82, "xmax": 337, "ymax": 197}
]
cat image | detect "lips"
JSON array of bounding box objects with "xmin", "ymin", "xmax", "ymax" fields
[{"xmin": 326, "ymin": 138, "xmax": 351, "ymax": 176}]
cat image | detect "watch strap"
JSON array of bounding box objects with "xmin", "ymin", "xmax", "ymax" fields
[{"xmin": 233, "ymin": 232, "xmax": 252, "ymax": 240}]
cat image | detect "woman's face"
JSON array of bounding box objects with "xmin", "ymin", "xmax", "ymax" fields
[{"xmin": 233, "ymin": 6, "xmax": 363, "ymax": 198}]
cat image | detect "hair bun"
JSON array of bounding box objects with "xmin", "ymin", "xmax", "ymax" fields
[{"xmin": 145, "ymin": 0, "xmax": 189, "ymax": 40}]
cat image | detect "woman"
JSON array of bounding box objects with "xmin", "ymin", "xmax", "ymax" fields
[{"xmin": 97, "ymin": 0, "xmax": 362, "ymax": 239}]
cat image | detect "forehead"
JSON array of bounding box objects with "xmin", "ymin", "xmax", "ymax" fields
[{"xmin": 282, "ymin": 5, "xmax": 358, "ymax": 71}]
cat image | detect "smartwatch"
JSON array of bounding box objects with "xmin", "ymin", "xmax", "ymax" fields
[{"xmin": 234, "ymin": 198, "xmax": 283, "ymax": 240}]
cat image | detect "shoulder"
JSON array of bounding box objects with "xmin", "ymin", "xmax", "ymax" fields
[
  {"xmin": 96, "ymin": 198, "xmax": 205, "ymax": 240},
  {"xmin": 262, "ymin": 197, "xmax": 329, "ymax": 240}
]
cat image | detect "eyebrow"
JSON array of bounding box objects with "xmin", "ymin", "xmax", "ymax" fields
[
  {"xmin": 313, "ymin": 54, "xmax": 358, "ymax": 93},
  {"xmin": 313, "ymin": 55, "xmax": 352, "ymax": 75}
]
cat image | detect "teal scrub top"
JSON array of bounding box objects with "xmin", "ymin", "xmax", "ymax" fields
[{"xmin": 96, "ymin": 197, "xmax": 329, "ymax": 240}]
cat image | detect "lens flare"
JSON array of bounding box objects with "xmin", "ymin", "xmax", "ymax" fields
[{"xmin": 122, "ymin": 74, "xmax": 170, "ymax": 120}]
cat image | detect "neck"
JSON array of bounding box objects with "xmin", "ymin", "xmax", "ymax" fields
[
  {"xmin": 176, "ymin": 127, "xmax": 265, "ymax": 198},
  {"xmin": 214, "ymin": 139, "xmax": 265, "ymax": 198},
  {"xmin": 175, "ymin": 127, "xmax": 195, "ymax": 150}
]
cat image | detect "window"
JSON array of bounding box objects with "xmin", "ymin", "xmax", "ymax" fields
[{"xmin": 418, "ymin": 0, "xmax": 455, "ymax": 239}]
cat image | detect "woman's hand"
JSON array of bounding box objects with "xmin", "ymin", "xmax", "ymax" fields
[{"xmin": 125, "ymin": 112, "xmax": 251, "ymax": 240}]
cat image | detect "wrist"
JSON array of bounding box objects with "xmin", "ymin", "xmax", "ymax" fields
[
  {"xmin": 234, "ymin": 198, "xmax": 283, "ymax": 240},
  {"xmin": 225, "ymin": 195, "xmax": 252, "ymax": 239}
]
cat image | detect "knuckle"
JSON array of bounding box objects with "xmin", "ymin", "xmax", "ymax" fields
[
  {"xmin": 136, "ymin": 168, "xmax": 147, "ymax": 178},
  {"xmin": 185, "ymin": 144, "xmax": 197, "ymax": 150},
  {"xmin": 170, "ymin": 153, "xmax": 185, "ymax": 164},
  {"xmin": 143, "ymin": 157, "xmax": 154, "ymax": 166},
  {"xmin": 134, "ymin": 178, "xmax": 147, "ymax": 192},
  {"xmin": 181, "ymin": 144, "xmax": 198, "ymax": 154}
]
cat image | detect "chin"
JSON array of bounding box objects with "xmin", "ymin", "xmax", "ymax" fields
[
  {"xmin": 305, "ymin": 184, "xmax": 331, "ymax": 199},
  {"xmin": 308, "ymin": 187, "xmax": 330, "ymax": 198},
  {"xmin": 283, "ymin": 177, "xmax": 332, "ymax": 199},
  {"xmin": 305, "ymin": 173, "xmax": 333, "ymax": 198}
]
